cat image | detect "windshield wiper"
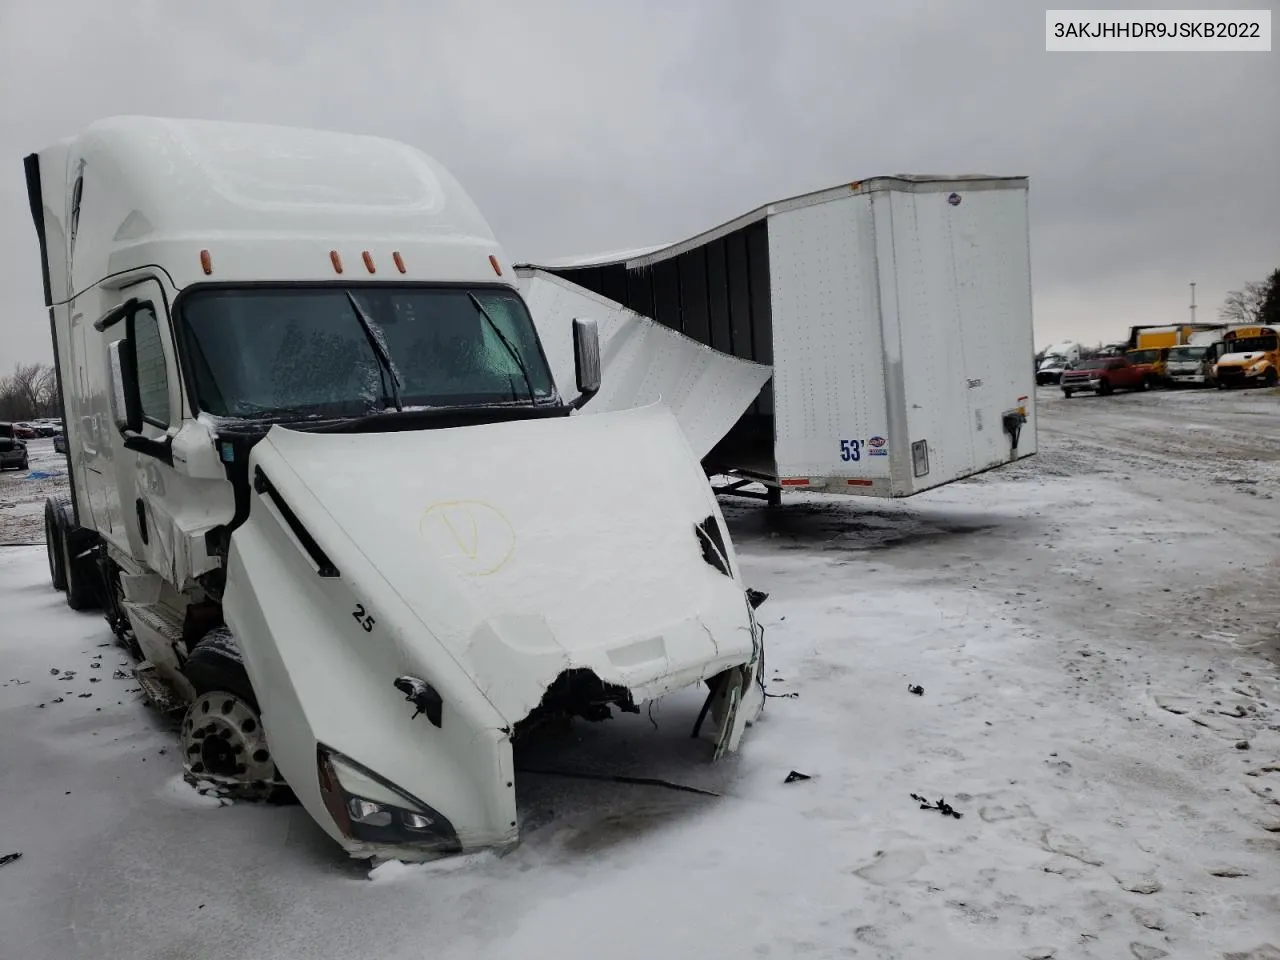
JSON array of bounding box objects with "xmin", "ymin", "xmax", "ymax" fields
[
  {"xmin": 345, "ymin": 290, "xmax": 403, "ymax": 412},
  {"xmin": 467, "ymin": 292, "xmax": 536, "ymax": 402}
]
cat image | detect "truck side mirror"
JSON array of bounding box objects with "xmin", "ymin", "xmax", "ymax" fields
[
  {"xmin": 107, "ymin": 336, "xmax": 144, "ymax": 434},
  {"xmin": 570, "ymin": 318, "xmax": 601, "ymax": 410}
]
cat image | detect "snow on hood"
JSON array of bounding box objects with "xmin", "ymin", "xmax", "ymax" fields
[{"xmin": 255, "ymin": 403, "xmax": 757, "ymax": 722}]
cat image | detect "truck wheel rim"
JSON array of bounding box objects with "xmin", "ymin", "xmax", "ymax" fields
[{"xmin": 181, "ymin": 693, "xmax": 275, "ymax": 798}]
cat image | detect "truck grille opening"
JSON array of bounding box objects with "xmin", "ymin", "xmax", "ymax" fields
[{"xmin": 511, "ymin": 668, "xmax": 727, "ymax": 843}]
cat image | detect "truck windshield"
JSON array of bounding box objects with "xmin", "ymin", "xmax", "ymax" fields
[
  {"xmin": 1167, "ymin": 346, "xmax": 1206, "ymax": 360},
  {"xmin": 1224, "ymin": 334, "xmax": 1278, "ymax": 354},
  {"xmin": 177, "ymin": 286, "xmax": 558, "ymax": 419}
]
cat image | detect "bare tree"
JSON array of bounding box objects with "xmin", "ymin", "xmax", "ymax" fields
[
  {"xmin": 1218, "ymin": 281, "xmax": 1267, "ymax": 325},
  {"xmin": 35, "ymin": 365, "xmax": 59, "ymax": 417},
  {"xmin": 0, "ymin": 362, "xmax": 58, "ymax": 421}
]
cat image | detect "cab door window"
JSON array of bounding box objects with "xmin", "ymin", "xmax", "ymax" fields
[{"xmin": 132, "ymin": 305, "xmax": 171, "ymax": 427}]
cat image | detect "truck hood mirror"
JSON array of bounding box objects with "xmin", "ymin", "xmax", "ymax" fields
[{"xmin": 570, "ymin": 318, "xmax": 601, "ymax": 410}]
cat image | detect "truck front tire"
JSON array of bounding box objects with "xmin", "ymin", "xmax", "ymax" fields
[
  {"xmin": 181, "ymin": 628, "xmax": 293, "ymax": 804},
  {"xmin": 183, "ymin": 627, "xmax": 258, "ymax": 708}
]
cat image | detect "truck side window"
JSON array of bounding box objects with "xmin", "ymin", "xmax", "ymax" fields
[{"xmin": 133, "ymin": 305, "xmax": 171, "ymax": 427}]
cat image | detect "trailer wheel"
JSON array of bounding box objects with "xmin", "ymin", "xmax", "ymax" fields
[
  {"xmin": 61, "ymin": 521, "xmax": 101, "ymax": 612},
  {"xmin": 44, "ymin": 496, "xmax": 70, "ymax": 592},
  {"xmin": 181, "ymin": 628, "xmax": 294, "ymax": 804}
]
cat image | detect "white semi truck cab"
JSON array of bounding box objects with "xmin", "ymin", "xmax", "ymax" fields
[{"xmin": 24, "ymin": 116, "xmax": 765, "ymax": 861}]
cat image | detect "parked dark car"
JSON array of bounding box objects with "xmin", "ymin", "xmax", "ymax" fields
[
  {"xmin": 1061, "ymin": 355, "xmax": 1149, "ymax": 397},
  {"xmin": 0, "ymin": 422, "xmax": 30, "ymax": 471}
]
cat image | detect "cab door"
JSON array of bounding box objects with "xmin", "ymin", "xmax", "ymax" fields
[{"xmin": 110, "ymin": 279, "xmax": 189, "ymax": 582}]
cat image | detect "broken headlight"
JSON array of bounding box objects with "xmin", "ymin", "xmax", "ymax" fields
[{"xmin": 316, "ymin": 745, "xmax": 460, "ymax": 852}]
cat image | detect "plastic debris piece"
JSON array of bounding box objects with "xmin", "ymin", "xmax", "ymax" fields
[{"xmin": 911, "ymin": 792, "xmax": 963, "ymax": 818}]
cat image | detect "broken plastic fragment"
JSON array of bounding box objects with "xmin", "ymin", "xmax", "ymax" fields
[
  {"xmin": 784, "ymin": 771, "xmax": 812, "ymax": 784},
  {"xmin": 910, "ymin": 793, "xmax": 963, "ymax": 818}
]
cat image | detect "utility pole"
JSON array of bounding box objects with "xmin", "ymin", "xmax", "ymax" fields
[{"xmin": 1190, "ymin": 281, "xmax": 1196, "ymax": 326}]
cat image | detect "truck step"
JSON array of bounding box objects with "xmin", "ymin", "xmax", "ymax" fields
[
  {"xmin": 134, "ymin": 662, "xmax": 185, "ymax": 714},
  {"xmin": 122, "ymin": 601, "xmax": 185, "ymax": 650}
]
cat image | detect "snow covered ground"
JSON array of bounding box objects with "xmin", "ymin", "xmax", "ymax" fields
[{"xmin": 2, "ymin": 387, "xmax": 1279, "ymax": 960}]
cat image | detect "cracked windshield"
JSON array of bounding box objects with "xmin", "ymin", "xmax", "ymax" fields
[{"xmin": 178, "ymin": 286, "xmax": 556, "ymax": 418}]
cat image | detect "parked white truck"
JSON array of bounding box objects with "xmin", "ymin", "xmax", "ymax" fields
[
  {"xmin": 519, "ymin": 174, "xmax": 1037, "ymax": 505},
  {"xmin": 24, "ymin": 116, "xmax": 767, "ymax": 862},
  {"xmin": 1165, "ymin": 329, "xmax": 1226, "ymax": 387}
]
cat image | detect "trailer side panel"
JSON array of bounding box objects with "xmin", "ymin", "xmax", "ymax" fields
[{"xmin": 767, "ymin": 193, "xmax": 892, "ymax": 490}]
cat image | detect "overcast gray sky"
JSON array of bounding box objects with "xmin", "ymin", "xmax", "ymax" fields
[{"xmin": 1, "ymin": 0, "xmax": 1276, "ymax": 364}]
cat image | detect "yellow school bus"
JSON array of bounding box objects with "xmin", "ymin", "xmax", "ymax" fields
[{"xmin": 1215, "ymin": 325, "xmax": 1279, "ymax": 388}]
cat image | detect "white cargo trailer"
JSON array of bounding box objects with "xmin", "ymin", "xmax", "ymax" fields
[{"xmin": 519, "ymin": 175, "xmax": 1038, "ymax": 503}]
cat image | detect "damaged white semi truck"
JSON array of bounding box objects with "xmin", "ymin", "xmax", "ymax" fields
[{"xmin": 23, "ymin": 116, "xmax": 770, "ymax": 861}]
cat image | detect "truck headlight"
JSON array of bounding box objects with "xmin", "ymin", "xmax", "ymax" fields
[{"xmin": 316, "ymin": 745, "xmax": 460, "ymax": 852}]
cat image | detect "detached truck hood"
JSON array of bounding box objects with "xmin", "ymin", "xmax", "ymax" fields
[{"xmin": 223, "ymin": 403, "xmax": 763, "ymax": 859}]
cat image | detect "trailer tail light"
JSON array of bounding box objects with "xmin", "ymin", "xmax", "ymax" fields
[
  {"xmin": 392, "ymin": 251, "xmax": 406, "ymax": 274},
  {"xmin": 489, "ymin": 255, "xmax": 502, "ymax": 276},
  {"xmin": 362, "ymin": 251, "xmax": 376, "ymax": 274},
  {"xmin": 199, "ymin": 249, "xmax": 213, "ymax": 275},
  {"xmin": 329, "ymin": 250, "xmax": 344, "ymax": 274},
  {"xmin": 847, "ymin": 479, "xmax": 873, "ymax": 487}
]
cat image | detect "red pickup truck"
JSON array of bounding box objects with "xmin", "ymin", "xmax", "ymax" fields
[{"xmin": 1060, "ymin": 355, "xmax": 1149, "ymax": 397}]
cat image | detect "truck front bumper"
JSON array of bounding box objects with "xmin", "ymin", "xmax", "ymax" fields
[{"xmin": 1061, "ymin": 378, "xmax": 1101, "ymax": 391}]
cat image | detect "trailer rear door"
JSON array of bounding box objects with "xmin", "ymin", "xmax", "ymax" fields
[{"xmin": 885, "ymin": 181, "xmax": 1036, "ymax": 493}]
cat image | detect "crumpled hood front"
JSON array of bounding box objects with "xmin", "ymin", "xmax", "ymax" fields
[{"xmin": 253, "ymin": 403, "xmax": 756, "ymax": 723}]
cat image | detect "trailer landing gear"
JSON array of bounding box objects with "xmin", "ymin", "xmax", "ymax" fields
[{"xmin": 710, "ymin": 476, "xmax": 783, "ymax": 508}]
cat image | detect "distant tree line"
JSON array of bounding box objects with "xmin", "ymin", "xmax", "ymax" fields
[
  {"xmin": 0, "ymin": 363, "xmax": 59, "ymax": 422},
  {"xmin": 1219, "ymin": 267, "xmax": 1280, "ymax": 327}
]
